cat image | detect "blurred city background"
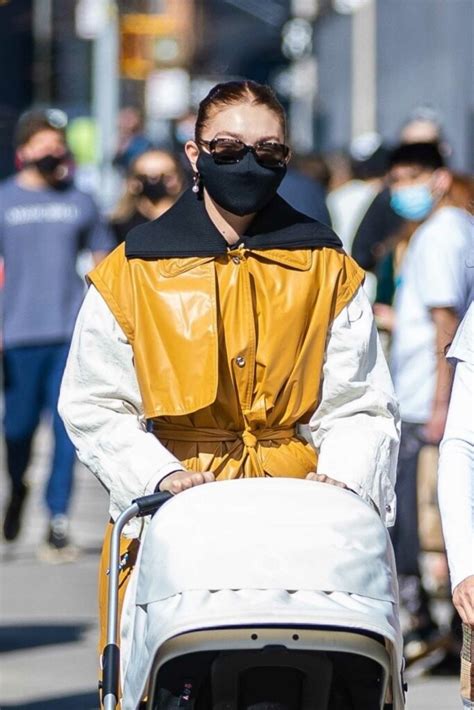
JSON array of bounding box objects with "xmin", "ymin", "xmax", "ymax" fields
[
  {"xmin": 1, "ymin": 0, "xmax": 473, "ymax": 201},
  {"xmin": 1, "ymin": 0, "xmax": 473, "ymax": 708}
]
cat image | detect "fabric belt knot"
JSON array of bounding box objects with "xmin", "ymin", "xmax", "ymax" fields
[{"xmin": 241, "ymin": 428, "xmax": 258, "ymax": 448}]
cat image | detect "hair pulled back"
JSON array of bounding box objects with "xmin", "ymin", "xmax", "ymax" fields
[{"xmin": 195, "ymin": 80, "xmax": 287, "ymax": 142}]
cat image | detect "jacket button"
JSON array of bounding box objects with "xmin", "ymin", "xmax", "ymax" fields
[
  {"xmin": 232, "ymin": 255, "xmax": 241, "ymax": 264},
  {"xmin": 235, "ymin": 355, "xmax": 246, "ymax": 367},
  {"xmin": 385, "ymin": 504, "xmax": 391, "ymax": 513}
]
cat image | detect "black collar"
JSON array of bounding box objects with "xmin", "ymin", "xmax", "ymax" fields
[{"xmin": 125, "ymin": 188, "xmax": 342, "ymax": 259}]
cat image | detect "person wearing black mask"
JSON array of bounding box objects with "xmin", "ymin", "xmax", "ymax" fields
[
  {"xmin": 109, "ymin": 149, "xmax": 185, "ymax": 245},
  {"xmin": 59, "ymin": 82, "xmax": 401, "ymax": 705},
  {"xmin": 0, "ymin": 109, "xmax": 115, "ymax": 557},
  {"xmin": 17, "ymin": 110, "xmax": 74, "ymax": 188}
]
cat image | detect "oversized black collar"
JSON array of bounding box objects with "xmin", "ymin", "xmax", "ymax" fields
[{"xmin": 125, "ymin": 187, "xmax": 342, "ymax": 259}]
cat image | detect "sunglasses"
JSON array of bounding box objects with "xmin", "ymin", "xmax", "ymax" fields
[{"xmin": 200, "ymin": 137, "xmax": 290, "ymax": 169}]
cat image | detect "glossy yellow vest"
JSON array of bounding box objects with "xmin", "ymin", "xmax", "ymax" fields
[{"xmin": 89, "ymin": 243, "xmax": 364, "ymax": 479}]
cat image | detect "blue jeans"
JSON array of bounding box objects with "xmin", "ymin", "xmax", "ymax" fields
[{"xmin": 3, "ymin": 343, "xmax": 75, "ymax": 517}]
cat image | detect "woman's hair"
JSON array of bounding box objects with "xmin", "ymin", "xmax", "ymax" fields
[
  {"xmin": 110, "ymin": 148, "xmax": 183, "ymax": 223},
  {"xmin": 389, "ymin": 142, "xmax": 445, "ymax": 171},
  {"xmin": 15, "ymin": 109, "xmax": 68, "ymax": 148},
  {"xmin": 195, "ymin": 80, "xmax": 287, "ymax": 142}
]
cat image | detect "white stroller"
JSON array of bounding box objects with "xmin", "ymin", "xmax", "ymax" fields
[{"xmin": 102, "ymin": 479, "xmax": 405, "ymax": 710}]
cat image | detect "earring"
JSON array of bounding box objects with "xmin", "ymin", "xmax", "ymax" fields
[{"xmin": 192, "ymin": 172, "xmax": 200, "ymax": 194}]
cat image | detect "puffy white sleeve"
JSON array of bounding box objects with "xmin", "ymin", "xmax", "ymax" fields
[
  {"xmin": 309, "ymin": 286, "xmax": 400, "ymax": 526},
  {"xmin": 58, "ymin": 285, "xmax": 185, "ymax": 536}
]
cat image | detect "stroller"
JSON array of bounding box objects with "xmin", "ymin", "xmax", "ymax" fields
[{"xmin": 102, "ymin": 479, "xmax": 405, "ymax": 709}]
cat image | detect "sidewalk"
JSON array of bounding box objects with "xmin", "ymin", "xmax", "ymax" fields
[
  {"xmin": 0, "ymin": 425, "xmax": 460, "ymax": 708},
  {"xmin": 0, "ymin": 425, "xmax": 107, "ymax": 708}
]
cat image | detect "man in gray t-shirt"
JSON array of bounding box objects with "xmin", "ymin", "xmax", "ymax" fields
[{"xmin": 0, "ymin": 109, "xmax": 115, "ymax": 556}]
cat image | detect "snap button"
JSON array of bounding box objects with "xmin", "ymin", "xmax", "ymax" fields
[
  {"xmin": 232, "ymin": 255, "xmax": 241, "ymax": 264},
  {"xmin": 385, "ymin": 504, "xmax": 392, "ymax": 513},
  {"xmin": 235, "ymin": 355, "xmax": 246, "ymax": 367}
]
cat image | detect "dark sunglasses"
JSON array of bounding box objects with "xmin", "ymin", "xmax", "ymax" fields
[{"xmin": 200, "ymin": 137, "xmax": 290, "ymax": 169}]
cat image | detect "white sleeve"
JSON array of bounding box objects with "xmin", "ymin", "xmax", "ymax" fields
[
  {"xmin": 416, "ymin": 224, "xmax": 469, "ymax": 311},
  {"xmin": 58, "ymin": 285, "xmax": 185, "ymax": 534},
  {"xmin": 309, "ymin": 286, "xmax": 400, "ymax": 526},
  {"xmin": 447, "ymin": 302, "xmax": 474, "ymax": 364},
  {"xmin": 438, "ymin": 359, "xmax": 474, "ymax": 591}
]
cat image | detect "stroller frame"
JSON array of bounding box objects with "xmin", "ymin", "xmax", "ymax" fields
[{"xmin": 102, "ymin": 491, "xmax": 173, "ymax": 710}]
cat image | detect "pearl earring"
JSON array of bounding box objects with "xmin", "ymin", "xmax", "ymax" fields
[{"xmin": 192, "ymin": 172, "xmax": 200, "ymax": 194}]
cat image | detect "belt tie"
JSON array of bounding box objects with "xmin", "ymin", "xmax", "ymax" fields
[
  {"xmin": 241, "ymin": 427, "xmax": 258, "ymax": 448},
  {"xmin": 152, "ymin": 423, "xmax": 295, "ymax": 477}
]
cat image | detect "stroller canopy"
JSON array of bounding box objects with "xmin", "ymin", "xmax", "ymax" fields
[{"xmin": 135, "ymin": 479, "xmax": 396, "ymax": 604}]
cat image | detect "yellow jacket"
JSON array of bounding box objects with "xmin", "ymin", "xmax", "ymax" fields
[{"xmin": 89, "ymin": 190, "xmax": 364, "ymax": 480}]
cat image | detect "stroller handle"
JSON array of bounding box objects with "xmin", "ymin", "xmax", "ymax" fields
[
  {"xmin": 133, "ymin": 490, "xmax": 174, "ymax": 517},
  {"xmin": 102, "ymin": 491, "xmax": 173, "ymax": 710}
]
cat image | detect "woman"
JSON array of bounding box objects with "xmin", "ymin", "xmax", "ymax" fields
[
  {"xmin": 110, "ymin": 148, "xmax": 185, "ymax": 245},
  {"xmin": 59, "ymin": 81, "xmax": 400, "ymax": 652},
  {"xmin": 438, "ymin": 303, "xmax": 474, "ymax": 709}
]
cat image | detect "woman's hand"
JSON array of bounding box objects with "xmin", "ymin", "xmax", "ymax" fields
[
  {"xmin": 373, "ymin": 303, "xmax": 395, "ymax": 333},
  {"xmin": 453, "ymin": 575, "xmax": 474, "ymax": 627},
  {"xmin": 305, "ymin": 472, "xmax": 350, "ymax": 490},
  {"xmin": 158, "ymin": 470, "xmax": 215, "ymax": 495}
]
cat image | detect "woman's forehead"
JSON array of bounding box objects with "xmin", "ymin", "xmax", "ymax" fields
[
  {"xmin": 390, "ymin": 164, "xmax": 433, "ymax": 181},
  {"xmin": 27, "ymin": 129, "xmax": 65, "ymax": 150},
  {"xmin": 136, "ymin": 152, "xmax": 176, "ymax": 173},
  {"xmin": 204, "ymin": 103, "xmax": 284, "ymax": 142}
]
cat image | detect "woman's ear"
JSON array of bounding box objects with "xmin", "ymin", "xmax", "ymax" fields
[
  {"xmin": 184, "ymin": 140, "xmax": 200, "ymax": 173},
  {"xmin": 432, "ymin": 168, "xmax": 452, "ymax": 198},
  {"xmin": 16, "ymin": 146, "xmax": 29, "ymax": 167}
]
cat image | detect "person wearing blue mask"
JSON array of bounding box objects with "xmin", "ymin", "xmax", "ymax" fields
[
  {"xmin": 388, "ymin": 141, "xmax": 474, "ymax": 663},
  {"xmin": 390, "ymin": 143, "xmax": 449, "ymax": 222}
]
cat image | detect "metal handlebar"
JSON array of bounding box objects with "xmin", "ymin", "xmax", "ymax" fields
[{"xmin": 102, "ymin": 491, "xmax": 173, "ymax": 710}]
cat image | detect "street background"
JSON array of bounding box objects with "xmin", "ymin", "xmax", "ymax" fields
[{"xmin": 0, "ymin": 0, "xmax": 473, "ymax": 194}]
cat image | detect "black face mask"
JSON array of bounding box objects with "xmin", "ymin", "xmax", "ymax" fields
[
  {"xmin": 34, "ymin": 154, "xmax": 66, "ymax": 176},
  {"xmin": 137, "ymin": 176, "xmax": 169, "ymax": 203},
  {"xmin": 196, "ymin": 151, "xmax": 286, "ymax": 216}
]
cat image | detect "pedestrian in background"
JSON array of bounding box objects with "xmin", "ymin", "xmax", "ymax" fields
[
  {"xmin": 110, "ymin": 148, "xmax": 186, "ymax": 246},
  {"xmin": 374, "ymin": 172, "xmax": 474, "ymax": 318},
  {"xmin": 0, "ymin": 109, "xmax": 115, "ymax": 558},
  {"xmin": 113, "ymin": 106, "xmax": 154, "ymax": 173},
  {"xmin": 328, "ymin": 131, "xmax": 389, "ymax": 255},
  {"xmin": 388, "ymin": 142, "xmax": 473, "ymax": 661},
  {"xmin": 438, "ymin": 302, "xmax": 474, "ymax": 709},
  {"xmin": 351, "ymin": 111, "xmax": 446, "ymax": 277},
  {"xmin": 278, "ymin": 153, "xmax": 332, "ymax": 226}
]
